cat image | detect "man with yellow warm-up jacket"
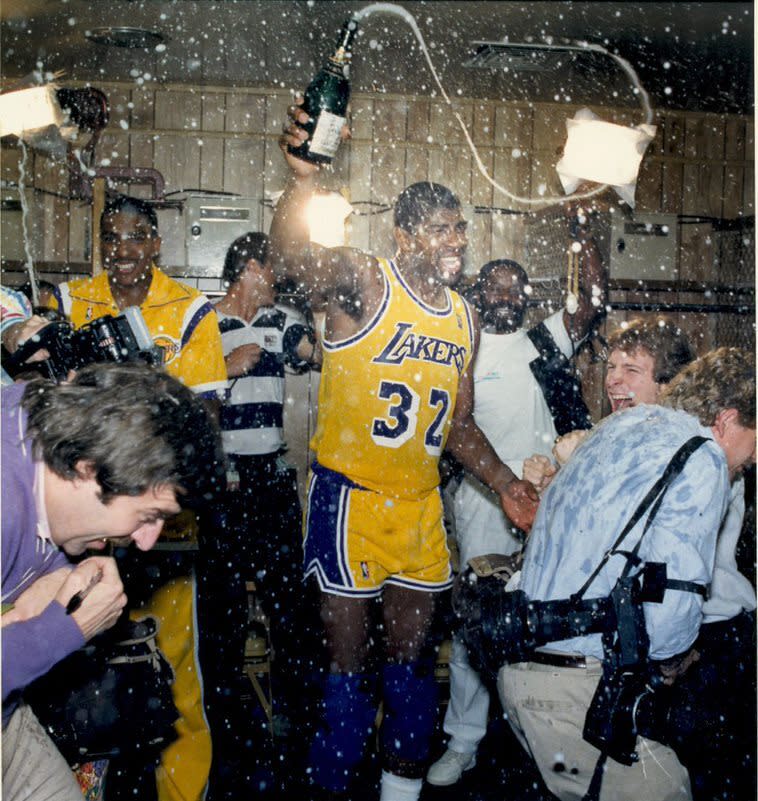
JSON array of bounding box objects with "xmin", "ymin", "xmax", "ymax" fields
[{"xmin": 48, "ymin": 194, "xmax": 227, "ymax": 801}]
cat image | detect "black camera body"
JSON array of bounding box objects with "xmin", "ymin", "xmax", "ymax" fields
[
  {"xmin": 453, "ymin": 567, "xmax": 613, "ymax": 682},
  {"xmin": 454, "ymin": 559, "xmax": 673, "ymax": 765},
  {"xmin": 582, "ymin": 661, "xmax": 670, "ymax": 766},
  {"xmin": 582, "ymin": 573, "xmax": 673, "ymax": 765},
  {"xmin": 5, "ymin": 306, "xmax": 164, "ymax": 381}
]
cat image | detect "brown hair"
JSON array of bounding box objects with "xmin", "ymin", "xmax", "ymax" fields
[
  {"xmin": 607, "ymin": 317, "xmax": 696, "ymax": 384},
  {"xmin": 661, "ymin": 347, "xmax": 756, "ymax": 428},
  {"xmin": 22, "ymin": 362, "xmax": 225, "ymax": 506}
]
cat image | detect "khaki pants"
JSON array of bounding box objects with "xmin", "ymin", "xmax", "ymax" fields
[
  {"xmin": 2, "ymin": 704, "xmax": 82, "ymax": 801},
  {"xmin": 498, "ymin": 659, "xmax": 692, "ymax": 801}
]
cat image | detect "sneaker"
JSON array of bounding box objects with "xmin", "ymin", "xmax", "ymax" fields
[{"xmin": 426, "ymin": 748, "xmax": 476, "ymax": 786}]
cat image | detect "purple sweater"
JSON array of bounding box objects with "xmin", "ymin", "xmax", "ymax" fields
[{"xmin": 1, "ymin": 382, "xmax": 84, "ymax": 726}]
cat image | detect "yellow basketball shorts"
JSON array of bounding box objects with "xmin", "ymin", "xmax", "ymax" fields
[{"xmin": 303, "ymin": 463, "xmax": 453, "ymax": 597}]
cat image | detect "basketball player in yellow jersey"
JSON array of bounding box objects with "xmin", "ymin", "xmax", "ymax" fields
[{"xmin": 271, "ymin": 103, "xmax": 539, "ymax": 801}]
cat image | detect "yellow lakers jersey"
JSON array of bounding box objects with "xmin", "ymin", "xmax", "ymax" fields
[
  {"xmin": 50, "ymin": 268, "xmax": 227, "ymax": 398},
  {"xmin": 312, "ymin": 257, "xmax": 474, "ymax": 500}
]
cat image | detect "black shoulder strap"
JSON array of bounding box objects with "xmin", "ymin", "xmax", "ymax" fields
[
  {"xmin": 571, "ymin": 435, "xmax": 709, "ymax": 602},
  {"xmin": 526, "ymin": 320, "xmax": 559, "ymax": 357},
  {"xmin": 527, "ymin": 321, "xmax": 592, "ymax": 434},
  {"xmin": 666, "ymin": 578, "xmax": 709, "ymax": 598}
]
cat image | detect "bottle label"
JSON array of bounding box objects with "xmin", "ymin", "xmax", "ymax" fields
[
  {"xmin": 226, "ymin": 466, "xmax": 240, "ymax": 492},
  {"xmin": 309, "ymin": 110, "xmax": 346, "ymax": 158}
]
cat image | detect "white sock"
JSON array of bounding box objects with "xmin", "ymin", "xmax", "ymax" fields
[{"xmin": 379, "ymin": 770, "xmax": 423, "ymax": 801}]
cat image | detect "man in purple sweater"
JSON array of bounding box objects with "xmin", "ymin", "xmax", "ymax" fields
[{"xmin": 1, "ymin": 362, "xmax": 223, "ymax": 801}]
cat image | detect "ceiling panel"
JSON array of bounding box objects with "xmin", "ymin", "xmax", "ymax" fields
[{"xmin": 1, "ymin": 1, "xmax": 753, "ymax": 115}]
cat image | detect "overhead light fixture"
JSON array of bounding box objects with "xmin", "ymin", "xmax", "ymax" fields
[
  {"xmin": 463, "ymin": 37, "xmax": 655, "ymax": 207},
  {"xmin": 464, "ymin": 41, "xmax": 594, "ymax": 74},
  {"xmin": 0, "ymin": 86, "xmax": 63, "ymax": 139},
  {"xmin": 556, "ymin": 108, "xmax": 656, "ymax": 208},
  {"xmin": 85, "ymin": 27, "xmax": 166, "ymax": 49}
]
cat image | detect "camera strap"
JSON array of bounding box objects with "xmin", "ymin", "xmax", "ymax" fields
[
  {"xmin": 578, "ymin": 435, "xmax": 709, "ymax": 801},
  {"xmin": 571, "ymin": 435, "xmax": 710, "ymax": 604}
]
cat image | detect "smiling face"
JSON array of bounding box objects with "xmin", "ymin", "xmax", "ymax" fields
[
  {"xmin": 480, "ymin": 267, "xmax": 530, "ymax": 333},
  {"xmin": 46, "ymin": 464, "xmax": 181, "ymax": 556},
  {"xmin": 605, "ymin": 347, "xmax": 662, "ymax": 413},
  {"xmin": 398, "ymin": 207, "xmax": 468, "ymax": 287},
  {"xmin": 101, "ymin": 210, "xmax": 160, "ymax": 296}
]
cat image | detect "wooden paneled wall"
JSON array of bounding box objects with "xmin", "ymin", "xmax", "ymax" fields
[
  {"xmin": 1, "ymin": 82, "xmax": 753, "ymax": 281},
  {"xmin": 1, "ymin": 83, "xmax": 753, "ymax": 492}
]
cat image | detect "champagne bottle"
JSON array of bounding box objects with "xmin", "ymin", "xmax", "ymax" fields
[{"xmin": 288, "ymin": 18, "xmax": 358, "ymax": 165}]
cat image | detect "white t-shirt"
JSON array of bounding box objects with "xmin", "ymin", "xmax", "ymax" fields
[
  {"xmin": 703, "ymin": 477, "xmax": 756, "ymax": 623},
  {"xmin": 454, "ymin": 309, "xmax": 574, "ymax": 562}
]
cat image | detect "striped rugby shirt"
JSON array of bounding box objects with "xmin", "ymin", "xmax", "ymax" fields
[{"xmin": 215, "ymin": 303, "xmax": 313, "ymax": 456}]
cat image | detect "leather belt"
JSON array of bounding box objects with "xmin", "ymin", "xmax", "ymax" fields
[{"xmin": 530, "ymin": 650, "xmax": 587, "ymax": 669}]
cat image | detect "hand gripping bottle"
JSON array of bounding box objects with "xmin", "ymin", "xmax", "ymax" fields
[{"xmin": 288, "ymin": 18, "xmax": 358, "ymax": 165}]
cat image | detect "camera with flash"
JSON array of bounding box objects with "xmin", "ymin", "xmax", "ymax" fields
[{"xmin": 5, "ymin": 306, "xmax": 165, "ymax": 382}]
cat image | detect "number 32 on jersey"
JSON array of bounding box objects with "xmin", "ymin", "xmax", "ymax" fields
[{"xmin": 371, "ymin": 379, "xmax": 450, "ymax": 455}]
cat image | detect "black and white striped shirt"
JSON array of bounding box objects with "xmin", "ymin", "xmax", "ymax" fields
[{"xmin": 215, "ymin": 303, "xmax": 312, "ymax": 456}]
